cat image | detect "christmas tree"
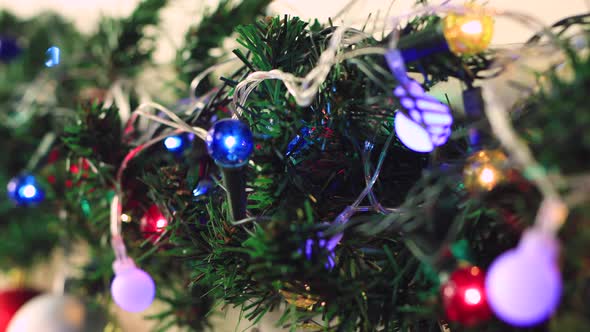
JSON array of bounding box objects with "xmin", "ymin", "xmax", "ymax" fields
[{"xmin": 1, "ymin": 1, "xmax": 590, "ymax": 331}]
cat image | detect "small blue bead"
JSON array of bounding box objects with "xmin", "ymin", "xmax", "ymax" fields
[
  {"xmin": 206, "ymin": 119, "xmax": 253, "ymax": 168},
  {"xmin": 7, "ymin": 174, "xmax": 45, "ymax": 206},
  {"xmin": 0, "ymin": 37, "xmax": 21, "ymax": 62}
]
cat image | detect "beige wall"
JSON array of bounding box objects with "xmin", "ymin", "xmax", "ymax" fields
[{"xmin": 0, "ymin": 0, "xmax": 587, "ymax": 331}]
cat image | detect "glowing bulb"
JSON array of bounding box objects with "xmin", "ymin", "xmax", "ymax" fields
[
  {"xmin": 163, "ymin": 136, "xmax": 183, "ymax": 152},
  {"xmin": 224, "ymin": 136, "xmax": 237, "ymax": 149},
  {"xmin": 443, "ymin": 6, "xmax": 494, "ymax": 55},
  {"xmin": 464, "ymin": 149, "xmax": 508, "ymax": 193},
  {"xmin": 461, "ymin": 20, "xmax": 483, "ymax": 35},
  {"xmin": 465, "ymin": 288, "xmax": 482, "ymax": 305},
  {"xmin": 486, "ymin": 229, "xmax": 561, "ymax": 326},
  {"xmin": 111, "ymin": 266, "xmax": 155, "ymax": 312},
  {"xmin": 394, "ymin": 112, "xmax": 434, "ymax": 153},
  {"xmin": 479, "ymin": 167, "xmax": 496, "ymax": 185},
  {"xmin": 20, "ymin": 185, "xmax": 37, "ymax": 199},
  {"xmin": 121, "ymin": 214, "xmax": 131, "ymax": 222},
  {"xmin": 156, "ymin": 219, "xmax": 167, "ymax": 229},
  {"xmin": 44, "ymin": 46, "xmax": 60, "ymax": 67},
  {"xmin": 207, "ymin": 119, "xmax": 254, "ymax": 168}
]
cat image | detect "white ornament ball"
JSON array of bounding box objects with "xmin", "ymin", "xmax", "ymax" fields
[{"xmin": 6, "ymin": 294, "xmax": 106, "ymax": 332}]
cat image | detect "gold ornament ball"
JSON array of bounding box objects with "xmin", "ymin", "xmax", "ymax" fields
[
  {"xmin": 463, "ymin": 149, "xmax": 508, "ymax": 192},
  {"xmin": 443, "ymin": 6, "xmax": 494, "ymax": 55}
]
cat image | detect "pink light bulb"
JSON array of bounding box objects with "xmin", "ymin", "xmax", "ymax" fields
[
  {"xmin": 111, "ymin": 260, "xmax": 156, "ymax": 312},
  {"xmin": 486, "ymin": 228, "xmax": 561, "ymax": 326}
]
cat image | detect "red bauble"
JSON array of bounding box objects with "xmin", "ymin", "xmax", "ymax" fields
[
  {"xmin": 441, "ymin": 266, "xmax": 491, "ymax": 326},
  {"xmin": 140, "ymin": 204, "xmax": 168, "ymax": 242},
  {"xmin": 0, "ymin": 289, "xmax": 39, "ymax": 331}
]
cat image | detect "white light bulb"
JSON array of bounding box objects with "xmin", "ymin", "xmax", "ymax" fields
[{"xmin": 21, "ymin": 185, "xmax": 38, "ymax": 198}]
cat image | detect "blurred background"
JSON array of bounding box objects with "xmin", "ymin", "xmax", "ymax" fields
[{"xmin": 0, "ymin": 0, "xmax": 587, "ymax": 331}]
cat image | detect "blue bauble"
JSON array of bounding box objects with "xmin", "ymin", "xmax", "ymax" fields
[
  {"xmin": 7, "ymin": 174, "xmax": 45, "ymax": 206},
  {"xmin": 206, "ymin": 119, "xmax": 253, "ymax": 168},
  {"xmin": 0, "ymin": 37, "xmax": 21, "ymax": 63}
]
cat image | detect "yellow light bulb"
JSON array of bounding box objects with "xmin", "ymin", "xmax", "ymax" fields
[
  {"xmin": 460, "ymin": 20, "xmax": 483, "ymax": 35},
  {"xmin": 463, "ymin": 149, "xmax": 508, "ymax": 193},
  {"xmin": 479, "ymin": 167, "xmax": 496, "ymax": 185},
  {"xmin": 443, "ymin": 5, "xmax": 494, "ymax": 55}
]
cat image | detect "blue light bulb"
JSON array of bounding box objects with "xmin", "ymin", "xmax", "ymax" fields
[
  {"xmin": 7, "ymin": 174, "xmax": 45, "ymax": 206},
  {"xmin": 163, "ymin": 135, "xmax": 184, "ymax": 152},
  {"xmin": 44, "ymin": 46, "xmax": 60, "ymax": 67},
  {"xmin": 206, "ymin": 119, "xmax": 253, "ymax": 168},
  {"xmin": 193, "ymin": 179, "xmax": 212, "ymax": 197}
]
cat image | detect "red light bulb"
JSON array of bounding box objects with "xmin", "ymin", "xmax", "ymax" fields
[
  {"xmin": 441, "ymin": 266, "xmax": 491, "ymax": 326},
  {"xmin": 140, "ymin": 204, "xmax": 168, "ymax": 242}
]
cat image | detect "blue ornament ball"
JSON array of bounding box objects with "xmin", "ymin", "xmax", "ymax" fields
[
  {"xmin": 206, "ymin": 119, "xmax": 253, "ymax": 168},
  {"xmin": 0, "ymin": 37, "xmax": 21, "ymax": 63},
  {"xmin": 7, "ymin": 174, "xmax": 45, "ymax": 206}
]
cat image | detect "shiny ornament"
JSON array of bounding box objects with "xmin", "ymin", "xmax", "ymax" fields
[
  {"xmin": 140, "ymin": 204, "xmax": 168, "ymax": 242},
  {"xmin": 6, "ymin": 294, "xmax": 106, "ymax": 332},
  {"xmin": 485, "ymin": 228, "xmax": 561, "ymax": 327},
  {"xmin": 441, "ymin": 266, "xmax": 491, "ymax": 326},
  {"xmin": 0, "ymin": 37, "xmax": 21, "ymax": 62},
  {"xmin": 443, "ymin": 6, "xmax": 494, "ymax": 55},
  {"xmin": 7, "ymin": 174, "xmax": 45, "ymax": 206},
  {"xmin": 206, "ymin": 119, "xmax": 253, "ymax": 168},
  {"xmin": 463, "ymin": 149, "xmax": 508, "ymax": 192},
  {"xmin": 111, "ymin": 262, "xmax": 156, "ymax": 312},
  {"xmin": 0, "ymin": 288, "xmax": 39, "ymax": 331}
]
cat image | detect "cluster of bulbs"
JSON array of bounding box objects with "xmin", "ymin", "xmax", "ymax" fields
[
  {"xmin": 393, "ymin": 6, "xmax": 494, "ymax": 153},
  {"xmin": 390, "ymin": 7, "xmax": 564, "ymax": 328},
  {"xmin": 441, "ymin": 228, "xmax": 561, "ymax": 327},
  {"xmin": 108, "ymin": 118, "xmax": 254, "ymax": 312}
]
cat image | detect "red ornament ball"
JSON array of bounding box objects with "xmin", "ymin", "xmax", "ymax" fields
[
  {"xmin": 0, "ymin": 289, "xmax": 39, "ymax": 331},
  {"xmin": 441, "ymin": 266, "xmax": 491, "ymax": 326},
  {"xmin": 140, "ymin": 204, "xmax": 168, "ymax": 242}
]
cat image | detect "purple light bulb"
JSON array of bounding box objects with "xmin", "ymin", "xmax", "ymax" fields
[
  {"xmin": 485, "ymin": 228, "xmax": 561, "ymax": 327},
  {"xmin": 111, "ymin": 265, "xmax": 156, "ymax": 312},
  {"xmin": 394, "ymin": 112, "xmax": 434, "ymax": 153}
]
